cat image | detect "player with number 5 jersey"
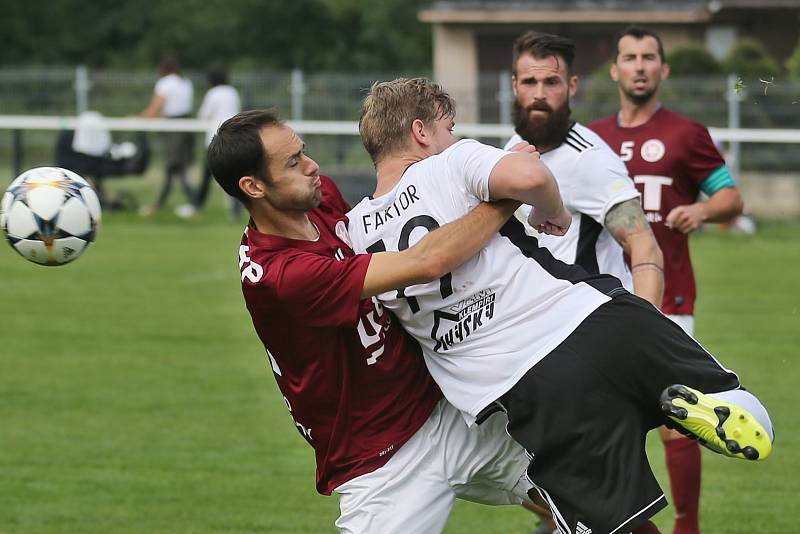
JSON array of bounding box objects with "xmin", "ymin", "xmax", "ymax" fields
[
  {"xmin": 589, "ymin": 107, "xmax": 733, "ymax": 316},
  {"xmin": 589, "ymin": 35, "xmax": 742, "ymax": 319},
  {"xmin": 588, "ymin": 26, "xmax": 746, "ymax": 534}
]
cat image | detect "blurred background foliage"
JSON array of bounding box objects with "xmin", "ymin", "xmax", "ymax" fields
[{"xmin": 0, "ymin": 0, "xmax": 433, "ymax": 71}]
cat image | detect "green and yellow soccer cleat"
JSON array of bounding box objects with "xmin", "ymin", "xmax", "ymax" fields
[{"xmin": 660, "ymin": 384, "xmax": 772, "ymax": 461}]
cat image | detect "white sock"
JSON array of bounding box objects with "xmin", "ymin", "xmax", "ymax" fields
[{"xmin": 709, "ymin": 389, "xmax": 774, "ymax": 441}]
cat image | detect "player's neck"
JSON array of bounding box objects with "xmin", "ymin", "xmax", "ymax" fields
[
  {"xmin": 251, "ymin": 208, "xmax": 319, "ymax": 241},
  {"xmin": 618, "ymin": 97, "xmax": 660, "ymax": 128},
  {"xmin": 536, "ymin": 142, "xmax": 560, "ymax": 155},
  {"xmin": 373, "ymin": 153, "xmax": 421, "ymax": 197}
]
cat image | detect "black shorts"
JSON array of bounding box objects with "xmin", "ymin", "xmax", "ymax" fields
[{"xmin": 498, "ymin": 292, "xmax": 740, "ymax": 534}]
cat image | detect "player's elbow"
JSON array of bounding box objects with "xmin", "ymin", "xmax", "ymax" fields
[
  {"xmin": 715, "ymin": 188, "xmax": 744, "ymax": 222},
  {"xmin": 397, "ymin": 244, "xmax": 447, "ymax": 284},
  {"xmin": 417, "ymin": 253, "xmax": 450, "ymax": 282},
  {"xmin": 730, "ymin": 191, "xmax": 745, "ymax": 218},
  {"xmin": 508, "ymin": 163, "xmax": 550, "ymax": 200},
  {"xmin": 491, "ymin": 153, "xmax": 551, "ymax": 201}
]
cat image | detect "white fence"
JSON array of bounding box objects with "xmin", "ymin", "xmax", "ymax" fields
[
  {"xmin": 4, "ymin": 66, "xmax": 800, "ymax": 172},
  {"xmin": 3, "ymin": 115, "xmax": 800, "ymax": 142},
  {"xmin": 1, "ymin": 115, "xmax": 799, "ymax": 217},
  {"xmin": 2, "ymin": 114, "xmax": 800, "ymax": 187}
]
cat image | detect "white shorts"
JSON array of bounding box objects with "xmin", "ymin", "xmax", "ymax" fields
[
  {"xmin": 666, "ymin": 314, "xmax": 695, "ymax": 337},
  {"xmin": 334, "ymin": 399, "xmax": 532, "ymax": 534}
]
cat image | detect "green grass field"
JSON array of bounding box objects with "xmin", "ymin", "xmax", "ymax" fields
[{"xmin": 1, "ymin": 172, "xmax": 798, "ymax": 532}]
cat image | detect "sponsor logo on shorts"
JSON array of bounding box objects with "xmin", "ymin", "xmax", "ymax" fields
[
  {"xmin": 576, "ymin": 521, "xmax": 592, "ymax": 534},
  {"xmin": 431, "ymin": 289, "xmax": 496, "ymax": 352}
]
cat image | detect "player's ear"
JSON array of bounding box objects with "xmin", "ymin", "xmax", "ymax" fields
[
  {"xmin": 569, "ymin": 75, "xmax": 578, "ymax": 98},
  {"xmin": 511, "ymin": 74, "xmax": 518, "ymax": 96},
  {"xmin": 661, "ymin": 62, "xmax": 671, "ymax": 81},
  {"xmin": 239, "ymin": 175, "xmax": 266, "ymax": 200},
  {"xmin": 610, "ymin": 62, "xmax": 620, "ymax": 82},
  {"xmin": 410, "ymin": 118, "xmax": 428, "ymax": 146}
]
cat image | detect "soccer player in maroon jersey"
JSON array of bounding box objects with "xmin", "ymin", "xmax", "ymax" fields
[
  {"xmin": 206, "ymin": 109, "xmax": 560, "ymax": 533},
  {"xmin": 589, "ymin": 26, "xmax": 745, "ymax": 534}
]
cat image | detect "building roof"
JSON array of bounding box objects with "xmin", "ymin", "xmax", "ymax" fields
[{"xmin": 420, "ymin": 0, "xmax": 800, "ymax": 24}]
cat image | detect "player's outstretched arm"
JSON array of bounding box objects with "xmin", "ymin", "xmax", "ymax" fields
[
  {"xmin": 360, "ymin": 199, "xmax": 520, "ymax": 298},
  {"xmin": 487, "ymin": 152, "xmax": 571, "ymax": 235},
  {"xmin": 666, "ymin": 187, "xmax": 744, "ymax": 234},
  {"xmin": 605, "ymin": 198, "xmax": 664, "ymax": 307}
]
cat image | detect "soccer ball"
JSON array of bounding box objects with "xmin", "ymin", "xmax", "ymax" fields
[{"xmin": 1, "ymin": 167, "xmax": 101, "ymax": 266}]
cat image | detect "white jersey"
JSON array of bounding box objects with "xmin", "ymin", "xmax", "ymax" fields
[
  {"xmin": 505, "ymin": 123, "xmax": 639, "ymax": 291},
  {"xmin": 346, "ymin": 139, "xmax": 621, "ymax": 423}
]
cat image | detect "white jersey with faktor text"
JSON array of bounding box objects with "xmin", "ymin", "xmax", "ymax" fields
[
  {"xmin": 505, "ymin": 123, "xmax": 639, "ymax": 290},
  {"xmin": 346, "ymin": 139, "xmax": 621, "ymax": 424}
]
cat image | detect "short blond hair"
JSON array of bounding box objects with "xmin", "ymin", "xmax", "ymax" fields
[{"xmin": 359, "ymin": 78, "xmax": 455, "ymax": 163}]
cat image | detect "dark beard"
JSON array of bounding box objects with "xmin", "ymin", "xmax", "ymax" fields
[{"xmin": 512, "ymin": 99, "xmax": 573, "ymax": 151}]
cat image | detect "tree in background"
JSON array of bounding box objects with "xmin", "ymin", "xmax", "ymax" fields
[
  {"xmin": 667, "ymin": 43, "xmax": 722, "ymax": 76},
  {"xmin": 723, "ymin": 38, "xmax": 781, "ymax": 79},
  {"xmin": 786, "ymin": 39, "xmax": 800, "ymax": 79},
  {"xmin": 0, "ymin": 0, "xmax": 432, "ymax": 72}
]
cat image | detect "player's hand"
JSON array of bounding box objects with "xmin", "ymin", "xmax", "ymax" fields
[
  {"xmin": 508, "ymin": 140, "xmax": 540, "ymax": 157},
  {"xmin": 665, "ymin": 203, "xmax": 706, "ymax": 234},
  {"xmin": 527, "ymin": 204, "xmax": 571, "ymax": 236}
]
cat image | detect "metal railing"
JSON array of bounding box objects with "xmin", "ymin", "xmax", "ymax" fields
[{"xmin": 2, "ymin": 67, "xmax": 800, "ymax": 173}]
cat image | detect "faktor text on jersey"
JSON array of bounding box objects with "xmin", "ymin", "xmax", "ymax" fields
[{"xmin": 360, "ymin": 184, "xmax": 421, "ymax": 234}]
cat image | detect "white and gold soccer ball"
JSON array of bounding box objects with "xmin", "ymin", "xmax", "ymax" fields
[{"xmin": 1, "ymin": 167, "xmax": 101, "ymax": 266}]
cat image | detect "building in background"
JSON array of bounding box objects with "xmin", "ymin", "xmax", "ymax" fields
[{"xmin": 419, "ymin": 0, "xmax": 800, "ymax": 123}]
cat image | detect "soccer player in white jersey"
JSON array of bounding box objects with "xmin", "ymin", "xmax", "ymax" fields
[
  {"xmin": 505, "ymin": 32, "xmax": 663, "ymax": 308},
  {"xmin": 503, "ymin": 32, "xmax": 664, "ymax": 533},
  {"xmin": 345, "ymin": 78, "xmax": 774, "ymax": 534}
]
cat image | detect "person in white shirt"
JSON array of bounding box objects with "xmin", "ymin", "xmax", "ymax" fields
[
  {"xmin": 344, "ymin": 77, "xmax": 774, "ymax": 534},
  {"xmin": 505, "ymin": 32, "xmax": 663, "ymax": 308},
  {"xmin": 139, "ymin": 56, "xmax": 196, "ymax": 216},
  {"xmin": 503, "ymin": 32, "xmax": 663, "ymax": 533},
  {"xmin": 195, "ymin": 64, "xmax": 241, "ymax": 213}
]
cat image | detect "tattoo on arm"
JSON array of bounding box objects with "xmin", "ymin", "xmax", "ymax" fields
[{"xmin": 604, "ymin": 198, "xmax": 653, "ymax": 254}]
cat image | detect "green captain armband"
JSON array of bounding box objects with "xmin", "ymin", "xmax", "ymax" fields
[{"xmin": 700, "ymin": 165, "xmax": 736, "ymax": 196}]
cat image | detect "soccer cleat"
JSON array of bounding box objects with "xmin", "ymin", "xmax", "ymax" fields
[{"xmin": 660, "ymin": 384, "xmax": 772, "ymax": 461}]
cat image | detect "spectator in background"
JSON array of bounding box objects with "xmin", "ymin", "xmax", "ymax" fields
[
  {"xmin": 195, "ymin": 63, "xmax": 241, "ymax": 216},
  {"xmin": 139, "ymin": 55, "xmax": 196, "ymax": 217}
]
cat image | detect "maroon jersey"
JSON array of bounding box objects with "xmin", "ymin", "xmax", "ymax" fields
[
  {"xmin": 238, "ymin": 175, "xmax": 441, "ymax": 495},
  {"xmin": 589, "ymin": 108, "xmax": 725, "ymax": 315}
]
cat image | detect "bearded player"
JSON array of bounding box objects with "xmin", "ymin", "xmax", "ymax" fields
[
  {"xmin": 504, "ymin": 31, "xmax": 664, "ymax": 534},
  {"xmin": 589, "ymin": 26, "xmax": 745, "ymax": 534}
]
